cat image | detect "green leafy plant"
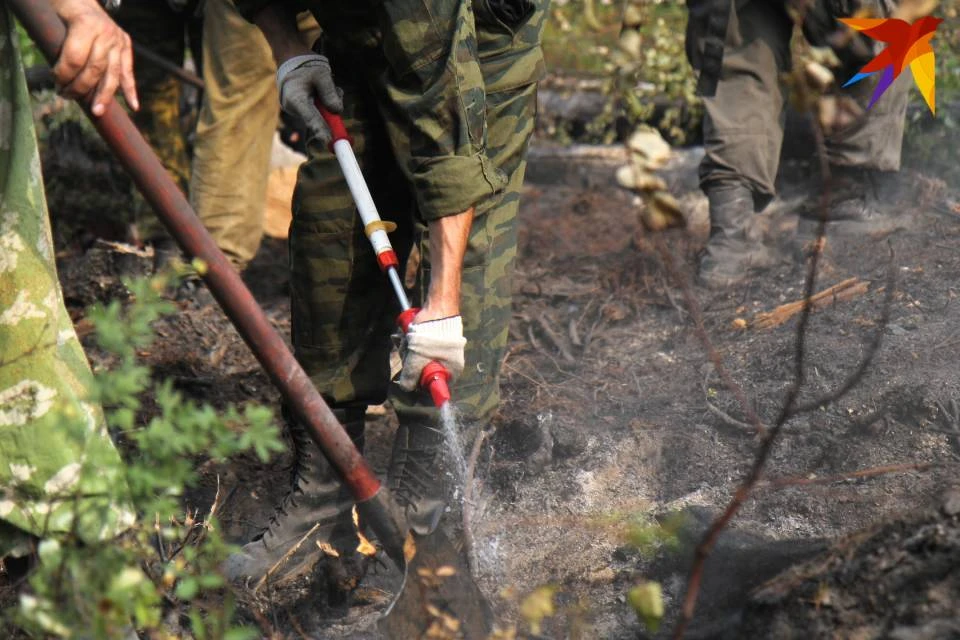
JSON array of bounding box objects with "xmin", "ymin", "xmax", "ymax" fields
[
  {"xmin": 542, "ymin": 1, "xmax": 702, "ymax": 144},
  {"xmin": 6, "ymin": 274, "xmax": 283, "ymax": 639}
]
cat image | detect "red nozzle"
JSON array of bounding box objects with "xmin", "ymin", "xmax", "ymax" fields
[
  {"xmin": 397, "ymin": 308, "xmax": 419, "ymax": 334},
  {"xmin": 315, "ymin": 102, "xmax": 351, "ymax": 148},
  {"xmin": 420, "ymin": 361, "xmax": 452, "ymax": 407},
  {"xmin": 396, "ymin": 311, "xmax": 453, "ymax": 406},
  {"xmin": 377, "ymin": 249, "xmax": 399, "ymax": 272}
]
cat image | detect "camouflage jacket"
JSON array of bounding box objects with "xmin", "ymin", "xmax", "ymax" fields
[{"xmin": 235, "ymin": 0, "xmax": 543, "ymax": 220}]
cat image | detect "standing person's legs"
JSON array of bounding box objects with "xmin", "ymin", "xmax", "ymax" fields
[
  {"xmin": 190, "ymin": 0, "xmax": 278, "ymax": 269},
  {"xmin": 114, "ymin": 1, "xmax": 193, "ymax": 251},
  {"xmin": 799, "ymin": 0, "xmax": 911, "ymax": 230},
  {"xmin": 115, "ymin": 1, "xmax": 191, "ymax": 193},
  {"xmin": 805, "ymin": 0, "xmax": 909, "ymax": 172},
  {"xmin": 384, "ymin": 0, "xmax": 547, "ymax": 535},
  {"xmin": 402, "ymin": 0, "xmax": 547, "ymax": 424},
  {"xmin": 686, "ymin": 0, "xmax": 792, "ymax": 287},
  {"xmin": 223, "ymin": 65, "xmax": 414, "ymax": 584}
]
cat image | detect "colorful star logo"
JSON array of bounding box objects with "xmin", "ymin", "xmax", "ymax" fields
[{"xmin": 840, "ymin": 16, "xmax": 942, "ymax": 115}]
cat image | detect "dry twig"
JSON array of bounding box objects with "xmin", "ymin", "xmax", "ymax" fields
[
  {"xmin": 752, "ymin": 277, "xmax": 869, "ymax": 329},
  {"xmin": 651, "ymin": 236, "xmax": 768, "ymax": 439},
  {"xmin": 535, "ymin": 313, "xmax": 577, "ymax": 363},
  {"xmin": 702, "ymin": 366, "xmax": 766, "ymax": 432},
  {"xmin": 793, "ymin": 255, "xmax": 896, "ymax": 414},
  {"xmin": 672, "ymin": 113, "xmax": 832, "ymax": 639},
  {"xmin": 760, "ymin": 461, "xmax": 943, "ymax": 490},
  {"xmin": 254, "ymin": 522, "xmax": 321, "ymax": 593}
]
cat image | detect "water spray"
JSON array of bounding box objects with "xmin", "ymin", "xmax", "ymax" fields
[{"xmin": 317, "ymin": 105, "xmax": 453, "ymax": 409}]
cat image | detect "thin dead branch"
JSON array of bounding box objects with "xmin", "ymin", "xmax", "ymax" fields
[
  {"xmin": 254, "ymin": 522, "xmax": 321, "ymax": 593},
  {"xmin": 759, "ymin": 461, "xmax": 943, "ymax": 490},
  {"xmin": 672, "ymin": 112, "xmax": 833, "ymax": 639},
  {"xmin": 651, "ymin": 235, "xmax": 768, "ymax": 439},
  {"xmin": 535, "ymin": 313, "xmax": 577, "ymax": 363},
  {"xmin": 793, "ymin": 251, "xmax": 897, "ymax": 414},
  {"xmin": 702, "ymin": 366, "xmax": 766, "ymax": 432},
  {"xmin": 752, "ymin": 277, "xmax": 869, "ymax": 329}
]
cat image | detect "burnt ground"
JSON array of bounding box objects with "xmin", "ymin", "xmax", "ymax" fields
[{"xmin": 35, "ymin": 122, "xmax": 960, "ymax": 638}]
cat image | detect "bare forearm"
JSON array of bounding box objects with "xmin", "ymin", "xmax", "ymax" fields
[
  {"xmin": 252, "ymin": 4, "xmax": 313, "ymax": 65},
  {"xmin": 417, "ymin": 208, "xmax": 474, "ymax": 322}
]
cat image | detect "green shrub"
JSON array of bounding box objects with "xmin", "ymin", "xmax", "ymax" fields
[{"xmin": 6, "ymin": 274, "xmax": 283, "ymax": 639}]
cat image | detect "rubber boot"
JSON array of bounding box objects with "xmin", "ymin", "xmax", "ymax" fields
[
  {"xmin": 698, "ymin": 182, "xmax": 777, "ymax": 289},
  {"xmin": 799, "ymin": 166, "xmax": 909, "ymax": 234},
  {"xmin": 223, "ymin": 408, "xmax": 365, "ymax": 586},
  {"xmin": 387, "ymin": 418, "xmax": 446, "ymax": 536}
]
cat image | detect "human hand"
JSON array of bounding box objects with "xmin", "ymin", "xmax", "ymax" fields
[
  {"xmin": 275, "ymin": 54, "xmax": 343, "ymax": 147},
  {"xmin": 50, "ymin": 0, "xmax": 138, "ymax": 116},
  {"xmin": 397, "ymin": 316, "xmax": 466, "ymax": 392}
]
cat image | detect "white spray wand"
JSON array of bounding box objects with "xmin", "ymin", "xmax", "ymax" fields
[{"xmin": 316, "ymin": 104, "xmax": 452, "ymax": 407}]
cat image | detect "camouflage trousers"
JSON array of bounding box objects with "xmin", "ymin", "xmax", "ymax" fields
[
  {"xmin": 686, "ymin": 0, "xmax": 910, "ymax": 197},
  {"xmin": 291, "ymin": 3, "xmax": 547, "ymax": 426},
  {"xmin": 114, "ymin": 0, "xmax": 203, "ymax": 239},
  {"xmin": 0, "ymin": 7, "xmax": 133, "ymax": 557}
]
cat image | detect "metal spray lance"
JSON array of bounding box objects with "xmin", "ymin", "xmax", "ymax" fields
[{"xmin": 316, "ymin": 104, "xmax": 453, "ymax": 408}]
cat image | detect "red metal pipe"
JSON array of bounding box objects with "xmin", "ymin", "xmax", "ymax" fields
[{"xmin": 9, "ymin": 0, "xmax": 381, "ymax": 504}]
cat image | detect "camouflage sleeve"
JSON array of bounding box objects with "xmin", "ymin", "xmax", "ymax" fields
[{"xmin": 377, "ymin": 0, "xmax": 508, "ymax": 221}]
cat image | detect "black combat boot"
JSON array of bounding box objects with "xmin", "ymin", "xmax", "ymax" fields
[
  {"xmin": 798, "ymin": 166, "xmax": 910, "ymax": 234},
  {"xmin": 223, "ymin": 408, "xmax": 365, "ymax": 586},
  {"xmin": 698, "ymin": 182, "xmax": 777, "ymax": 289},
  {"xmin": 387, "ymin": 418, "xmax": 446, "ymax": 536}
]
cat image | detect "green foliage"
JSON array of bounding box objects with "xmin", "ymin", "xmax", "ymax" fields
[
  {"xmin": 518, "ymin": 584, "xmax": 558, "ymax": 636},
  {"xmin": 14, "ymin": 20, "xmax": 43, "ymax": 69},
  {"xmin": 542, "ymin": 0, "xmax": 622, "ymax": 74},
  {"xmin": 901, "ymin": 7, "xmax": 960, "ymax": 183},
  {"xmin": 627, "ymin": 581, "xmax": 664, "ymax": 632},
  {"xmin": 623, "ymin": 510, "xmax": 683, "ymax": 556},
  {"xmin": 543, "ymin": 1, "xmax": 702, "ymax": 144},
  {"xmin": 8, "ymin": 274, "xmax": 283, "ymax": 639},
  {"xmin": 608, "ymin": 1, "xmax": 702, "ymax": 144}
]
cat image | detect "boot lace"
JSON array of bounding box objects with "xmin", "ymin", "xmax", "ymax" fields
[
  {"xmin": 256, "ymin": 425, "xmax": 315, "ymax": 542},
  {"xmin": 390, "ymin": 437, "xmax": 441, "ymax": 512}
]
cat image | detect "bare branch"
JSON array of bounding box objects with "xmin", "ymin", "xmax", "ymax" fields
[
  {"xmin": 672, "ymin": 111, "xmax": 833, "ymax": 639},
  {"xmin": 759, "ymin": 461, "xmax": 943, "ymax": 490},
  {"xmin": 651, "ymin": 235, "xmax": 768, "ymax": 438},
  {"xmin": 793, "ymin": 250, "xmax": 897, "ymax": 414},
  {"xmin": 703, "ymin": 366, "xmax": 766, "ymax": 432}
]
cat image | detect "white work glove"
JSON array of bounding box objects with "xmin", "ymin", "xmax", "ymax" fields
[
  {"xmin": 275, "ymin": 54, "xmax": 343, "ymax": 148},
  {"xmin": 397, "ymin": 316, "xmax": 467, "ymax": 392}
]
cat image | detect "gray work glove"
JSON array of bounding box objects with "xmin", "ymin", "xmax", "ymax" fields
[
  {"xmin": 397, "ymin": 316, "xmax": 467, "ymax": 392},
  {"xmin": 275, "ymin": 54, "xmax": 343, "ymax": 148}
]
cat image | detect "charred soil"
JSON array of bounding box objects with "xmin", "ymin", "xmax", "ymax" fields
[{"xmin": 33, "ymin": 122, "xmax": 960, "ymax": 638}]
